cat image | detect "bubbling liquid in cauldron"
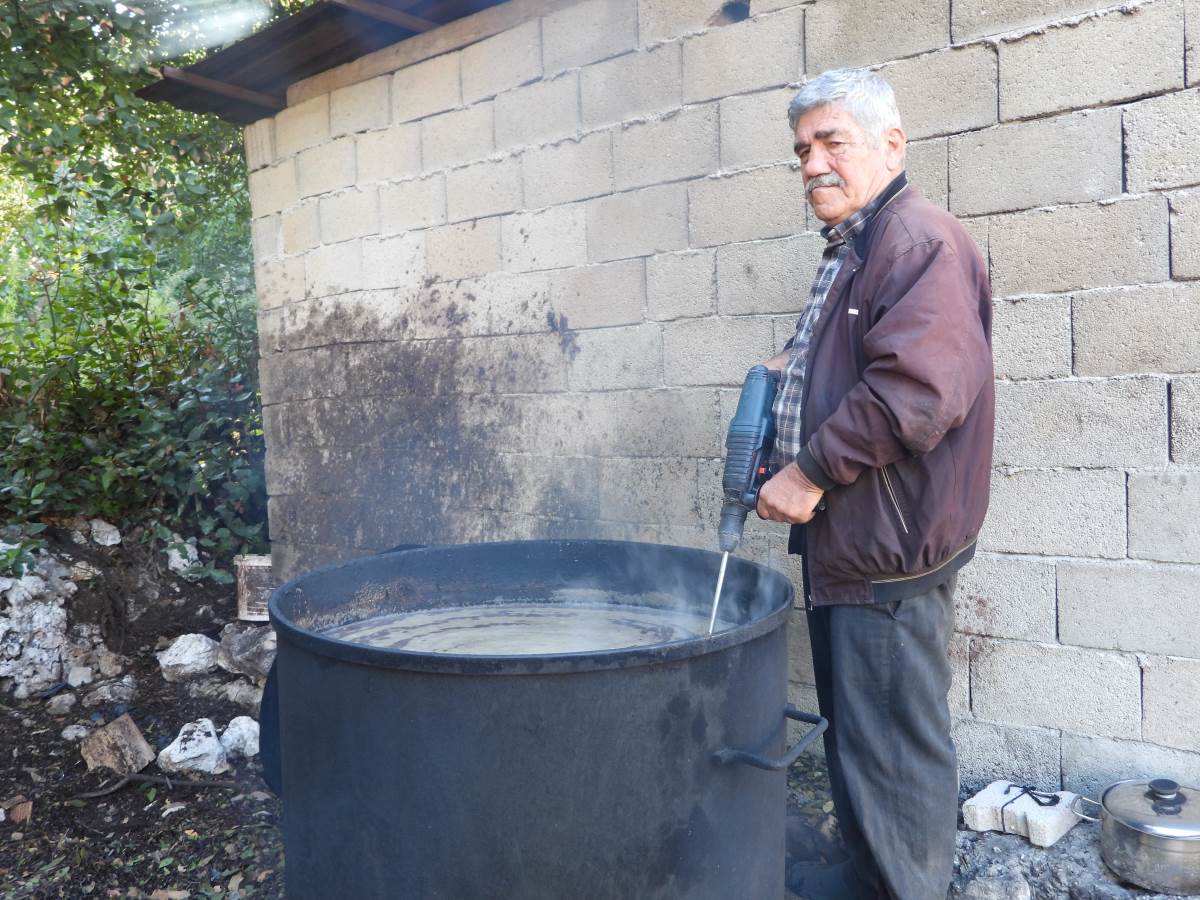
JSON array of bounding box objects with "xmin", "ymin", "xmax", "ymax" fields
[{"xmin": 323, "ymin": 603, "xmax": 722, "ymax": 655}]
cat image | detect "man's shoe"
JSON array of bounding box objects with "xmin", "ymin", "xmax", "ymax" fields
[{"xmin": 786, "ymin": 859, "xmax": 876, "ymax": 899}]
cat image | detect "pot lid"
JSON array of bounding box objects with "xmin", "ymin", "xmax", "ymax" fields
[{"xmin": 1102, "ymin": 778, "xmax": 1200, "ymax": 839}]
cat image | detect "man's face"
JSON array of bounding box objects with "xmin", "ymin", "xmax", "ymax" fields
[{"xmin": 792, "ymin": 103, "xmax": 905, "ymax": 226}]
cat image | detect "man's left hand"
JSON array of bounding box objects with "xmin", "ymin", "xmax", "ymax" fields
[{"xmin": 756, "ymin": 463, "xmax": 825, "ymax": 524}]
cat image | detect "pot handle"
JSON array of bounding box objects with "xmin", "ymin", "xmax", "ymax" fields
[
  {"xmin": 1070, "ymin": 795, "xmax": 1102, "ymax": 822},
  {"xmin": 712, "ymin": 705, "xmax": 828, "ymax": 771}
]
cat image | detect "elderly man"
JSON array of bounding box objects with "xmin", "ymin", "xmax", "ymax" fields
[{"xmin": 756, "ymin": 69, "xmax": 994, "ymax": 899}]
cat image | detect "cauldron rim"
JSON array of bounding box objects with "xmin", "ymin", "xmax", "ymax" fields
[{"xmin": 268, "ymin": 539, "xmax": 793, "ymax": 676}]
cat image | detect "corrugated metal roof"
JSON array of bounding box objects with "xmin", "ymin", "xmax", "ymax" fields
[{"xmin": 137, "ymin": 0, "xmax": 507, "ymax": 124}]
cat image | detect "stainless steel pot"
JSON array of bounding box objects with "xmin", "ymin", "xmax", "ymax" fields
[{"xmin": 1072, "ymin": 777, "xmax": 1200, "ymax": 894}]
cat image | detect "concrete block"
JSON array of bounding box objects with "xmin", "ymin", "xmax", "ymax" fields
[
  {"xmin": 586, "ymin": 183, "xmax": 689, "ymax": 262},
  {"xmin": 581, "ymin": 42, "xmax": 681, "ymax": 130},
  {"xmin": 596, "ymin": 457, "xmax": 697, "ymax": 524},
  {"xmin": 426, "ymin": 218, "xmax": 502, "ymax": 281},
  {"xmin": 391, "ymin": 52, "xmax": 461, "ymax": 123},
  {"xmin": 904, "ymin": 138, "xmax": 947, "ymax": 210},
  {"xmin": 1062, "ymin": 733, "xmax": 1200, "ymax": 799},
  {"xmin": 243, "ymin": 118, "xmax": 275, "ymax": 171},
  {"xmin": 566, "ymin": 323, "xmax": 663, "ymax": 390},
  {"xmin": 1190, "ymin": 0, "xmax": 1200, "ymax": 85},
  {"xmin": 1176, "ymin": 376, "xmax": 1200, "ymax": 463},
  {"xmin": 1171, "ymin": 188, "xmax": 1200, "ymax": 279},
  {"xmin": 961, "ymin": 215, "xmax": 988, "ymax": 265},
  {"xmin": 614, "ymin": 104, "xmax": 719, "ymax": 191},
  {"xmin": 330, "ymin": 75, "xmax": 389, "ymax": 136},
  {"xmin": 955, "ymin": 553, "xmax": 1057, "ymax": 642},
  {"xmin": 716, "ymin": 233, "xmax": 826, "ymax": 316},
  {"xmin": 461, "ymin": 19, "xmax": 541, "ymax": 104},
  {"xmin": 356, "ymin": 123, "xmax": 421, "ymax": 184},
  {"xmin": 281, "ymin": 201, "xmax": 320, "ymax": 255},
  {"xmin": 949, "ymin": 108, "xmax": 1122, "ymax": 217},
  {"xmin": 1059, "ymin": 560, "xmax": 1200, "ymax": 657},
  {"xmin": 638, "ymin": 0, "xmax": 712, "ymax": 44},
  {"xmin": 446, "ymin": 156, "xmax": 523, "ymax": 223},
  {"xmin": 971, "ymin": 638, "xmax": 1141, "ymax": 739},
  {"xmin": 992, "ymin": 296, "xmax": 1071, "ymax": 380},
  {"xmin": 689, "ymin": 165, "xmax": 806, "ymax": 248},
  {"xmin": 480, "ymin": 271, "xmax": 552, "ymax": 334},
  {"xmin": 502, "ymin": 205, "xmax": 588, "ymax": 272},
  {"xmin": 543, "ymin": 0, "xmax": 638, "ymax": 73},
  {"xmin": 362, "ymin": 233, "xmax": 425, "ymax": 291},
  {"xmin": 275, "ymin": 95, "xmax": 329, "ymax": 158},
  {"xmin": 318, "ymin": 188, "xmax": 380, "ymax": 244},
  {"xmin": 879, "ymin": 45, "xmax": 997, "ymax": 141},
  {"xmin": 719, "ymin": 87, "xmax": 795, "ymax": 171},
  {"xmin": 521, "ymin": 132, "xmax": 613, "ymax": 209},
  {"xmin": 406, "ymin": 279, "xmax": 490, "ymax": 338},
  {"xmin": 1126, "ymin": 86, "xmax": 1200, "ymax": 192},
  {"xmin": 989, "ymin": 195, "xmax": 1170, "ymax": 296},
  {"xmin": 1143, "ymin": 655, "xmax": 1200, "ymax": 751},
  {"xmin": 950, "ymin": 633, "xmax": 970, "ymax": 716},
  {"xmin": 304, "ymin": 240, "xmax": 363, "ymax": 298},
  {"xmin": 1074, "ymin": 282, "xmax": 1200, "ymax": 376},
  {"xmin": 380, "ymin": 175, "xmax": 446, "ymax": 234},
  {"xmin": 952, "ymin": 0, "xmax": 1106, "ymax": 42},
  {"xmin": 259, "ymin": 346, "xmax": 347, "ymax": 405},
  {"xmin": 681, "ymin": 8, "xmax": 803, "ymax": 104},
  {"xmin": 420, "ymin": 103, "xmax": 494, "ymax": 172},
  {"xmin": 254, "ymin": 255, "xmax": 306, "ymax": 310},
  {"xmin": 981, "ymin": 468, "xmax": 1126, "ymax": 558},
  {"xmin": 577, "ymin": 388, "xmax": 723, "ymax": 458},
  {"xmin": 250, "ymin": 214, "xmax": 280, "ymax": 263},
  {"xmin": 296, "ymin": 137, "xmax": 356, "ymax": 199},
  {"xmin": 806, "ymin": 0, "xmax": 947, "ymax": 71},
  {"xmin": 1000, "ymin": 2, "xmax": 1184, "ymax": 121},
  {"xmin": 546, "ymin": 259, "xmax": 645, "ymax": 329},
  {"xmin": 495, "ymin": 73, "xmax": 579, "ymax": 151},
  {"xmin": 647, "ymin": 250, "xmax": 716, "ymax": 320},
  {"xmin": 662, "ymin": 315, "xmax": 776, "ymax": 385},
  {"xmin": 1129, "ymin": 471, "xmax": 1200, "ymax": 564},
  {"xmin": 787, "ymin": 607, "xmax": 815, "ymax": 684},
  {"xmin": 994, "ymin": 377, "xmax": 1167, "ymax": 468},
  {"xmin": 248, "ymin": 161, "xmax": 298, "ymax": 220},
  {"xmin": 953, "ymin": 718, "xmax": 1062, "ymax": 795},
  {"xmin": 963, "ymin": 780, "xmax": 1080, "ymax": 847}
]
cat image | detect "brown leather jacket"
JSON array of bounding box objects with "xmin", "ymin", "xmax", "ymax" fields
[{"xmin": 789, "ymin": 174, "xmax": 994, "ymax": 608}]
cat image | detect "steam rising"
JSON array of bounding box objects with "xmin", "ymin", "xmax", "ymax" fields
[{"xmin": 116, "ymin": 0, "xmax": 272, "ymax": 65}]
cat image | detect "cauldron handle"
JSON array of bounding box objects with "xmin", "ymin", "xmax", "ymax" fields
[{"xmin": 711, "ymin": 705, "xmax": 828, "ymax": 771}]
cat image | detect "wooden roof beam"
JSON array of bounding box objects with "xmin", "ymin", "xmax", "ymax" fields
[
  {"xmin": 329, "ymin": 0, "xmax": 438, "ymax": 32},
  {"xmin": 160, "ymin": 66, "xmax": 285, "ymax": 112}
]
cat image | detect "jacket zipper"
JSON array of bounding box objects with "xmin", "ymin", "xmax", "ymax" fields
[
  {"xmin": 872, "ymin": 537, "xmax": 977, "ymax": 584},
  {"xmin": 880, "ymin": 465, "xmax": 910, "ymax": 535}
]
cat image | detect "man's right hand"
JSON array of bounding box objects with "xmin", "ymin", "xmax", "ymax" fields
[{"xmin": 765, "ymin": 350, "xmax": 790, "ymax": 372}]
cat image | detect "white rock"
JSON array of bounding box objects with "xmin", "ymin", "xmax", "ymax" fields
[
  {"xmin": 82, "ymin": 674, "xmax": 138, "ymax": 708},
  {"xmin": 223, "ymin": 678, "xmax": 265, "ymax": 711},
  {"xmin": 62, "ymin": 724, "xmax": 91, "ymax": 741},
  {"xmin": 0, "ymin": 574, "xmax": 68, "ymax": 699},
  {"xmin": 93, "ymin": 648, "xmax": 125, "ymax": 678},
  {"xmin": 89, "ymin": 519, "xmax": 121, "ymax": 546},
  {"xmin": 46, "ymin": 693, "xmax": 77, "ymax": 716},
  {"xmin": 963, "ymin": 780, "xmax": 1081, "ymax": 848},
  {"xmin": 69, "ymin": 560, "xmax": 102, "ymax": 581},
  {"xmin": 67, "ymin": 665, "xmax": 93, "ymax": 687},
  {"xmin": 165, "ymin": 534, "xmax": 201, "ymax": 581},
  {"xmin": 157, "ymin": 718, "xmax": 230, "ymax": 774},
  {"xmin": 156, "ymin": 633, "xmax": 219, "ymax": 682},
  {"xmin": 220, "ymin": 716, "xmax": 260, "ymax": 758}
]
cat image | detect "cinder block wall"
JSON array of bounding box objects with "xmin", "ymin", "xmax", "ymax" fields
[{"xmin": 246, "ymin": 0, "xmax": 1200, "ymax": 794}]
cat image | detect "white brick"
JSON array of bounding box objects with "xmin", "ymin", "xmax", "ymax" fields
[
  {"xmin": 647, "ymin": 250, "xmax": 715, "ymax": 321},
  {"xmin": 461, "ymin": 20, "xmax": 541, "ymax": 104},
  {"xmin": 682, "ymin": 8, "xmax": 802, "ymax": 104},
  {"xmin": 879, "ymin": 45, "xmax": 997, "ymax": 141},
  {"xmin": 955, "ymin": 553, "xmax": 1057, "ymax": 641},
  {"xmin": 953, "ymin": 719, "xmax": 1062, "ymax": 795},
  {"xmin": 521, "ymin": 132, "xmax": 613, "ymax": 208},
  {"xmin": 249, "ymin": 161, "xmax": 298, "ymax": 219},
  {"xmin": 662, "ymin": 316, "xmax": 776, "ymax": 385},
  {"xmin": 971, "ymin": 639, "xmax": 1141, "ymax": 739},
  {"xmin": 255, "ymin": 256, "xmax": 306, "ymax": 310},
  {"xmin": 281, "ymin": 201, "xmax": 320, "ymax": 255},
  {"xmin": 546, "ymin": 259, "xmax": 645, "ymax": 329},
  {"xmin": 1125, "ymin": 87, "xmax": 1200, "ymax": 192},
  {"xmin": 1073, "ymin": 282, "xmax": 1200, "ymax": 376},
  {"xmin": 614, "ymin": 104, "xmax": 719, "ymax": 191},
  {"xmin": 251, "ymin": 214, "xmax": 280, "ymax": 262},
  {"xmin": 421, "ymin": 103, "xmax": 494, "ymax": 172},
  {"xmin": 994, "ymin": 378, "xmax": 1167, "ymax": 468},
  {"xmin": 1000, "ymin": 2, "xmax": 1184, "ymax": 120},
  {"xmin": 992, "ymin": 296, "xmax": 1071, "ymax": 380},
  {"xmin": 719, "ymin": 87, "xmax": 794, "ymax": 171},
  {"xmin": 1176, "ymin": 376, "xmax": 1200, "ymax": 463},
  {"xmin": 1129, "ymin": 471, "xmax": 1200, "ymax": 564},
  {"xmin": 361, "ymin": 233, "xmax": 425, "ymax": 291},
  {"xmin": 391, "ymin": 53, "xmax": 461, "ymax": 123},
  {"xmin": 567, "ymin": 323, "xmax": 663, "ymax": 390},
  {"xmin": 581, "ymin": 43, "xmax": 682, "ymax": 130},
  {"xmin": 296, "ymin": 137, "xmax": 356, "ymax": 198},
  {"xmin": 243, "ymin": 118, "xmax": 275, "ymax": 171},
  {"xmin": 380, "ymin": 175, "xmax": 446, "ymax": 234},
  {"xmin": 949, "ymin": 108, "xmax": 1122, "ymax": 217},
  {"xmin": 905, "ymin": 138, "xmax": 947, "ymax": 210},
  {"xmin": 495, "ymin": 74, "xmax": 579, "ymax": 150},
  {"xmin": 543, "ymin": 0, "xmax": 638, "ymax": 74},
  {"xmin": 689, "ymin": 165, "xmax": 806, "ymax": 248},
  {"xmin": 989, "ymin": 195, "xmax": 1170, "ymax": 296},
  {"xmin": 1062, "ymin": 733, "xmax": 1200, "ymax": 799},
  {"xmin": 305, "ymin": 240, "xmax": 363, "ymax": 297},
  {"xmin": 1059, "ymin": 560, "xmax": 1200, "ymax": 657},
  {"xmin": 716, "ymin": 233, "xmax": 825, "ymax": 315},
  {"xmin": 962, "ymin": 780, "xmax": 1080, "ymax": 847},
  {"xmin": 953, "ymin": 0, "xmax": 1106, "ymax": 42},
  {"xmin": 1143, "ymin": 655, "xmax": 1200, "ymax": 751},
  {"xmin": 425, "ymin": 218, "xmax": 502, "ymax": 281},
  {"xmin": 446, "ymin": 157, "xmax": 523, "ymax": 223},
  {"xmin": 275, "ymin": 95, "xmax": 329, "ymax": 158},
  {"xmin": 356, "ymin": 124, "xmax": 421, "ymax": 184},
  {"xmin": 330, "ymin": 75, "xmax": 389, "ymax": 136},
  {"xmin": 638, "ymin": 0, "xmax": 711, "ymax": 44},
  {"xmin": 1171, "ymin": 188, "xmax": 1200, "ymax": 278},
  {"xmin": 318, "ymin": 188, "xmax": 380, "ymax": 244},
  {"xmin": 586, "ymin": 183, "xmax": 689, "ymax": 262},
  {"xmin": 807, "ymin": 0, "xmax": 947, "ymax": 71},
  {"xmin": 502, "ymin": 205, "xmax": 587, "ymax": 273},
  {"xmin": 981, "ymin": 468, "xmax": 1126, "ymax": 558}
]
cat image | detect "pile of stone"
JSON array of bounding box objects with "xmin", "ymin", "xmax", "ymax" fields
[{"xmin": 155, "ymin": 621, "xmax": 275, "ymax": 712}]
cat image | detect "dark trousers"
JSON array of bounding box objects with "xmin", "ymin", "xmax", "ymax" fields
[{"xmin": 805, "ymin": 578, "xmax": 958, "ymax": 900}]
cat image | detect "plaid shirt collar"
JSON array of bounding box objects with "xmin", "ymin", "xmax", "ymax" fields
[{"xmin": 820, "ymin": 176, "xmax": 904, "ymax": 248}]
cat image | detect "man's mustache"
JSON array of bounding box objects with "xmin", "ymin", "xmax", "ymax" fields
[{"xmin": 805, "ymin": 174, "xmax": 846, "ymax": 196}]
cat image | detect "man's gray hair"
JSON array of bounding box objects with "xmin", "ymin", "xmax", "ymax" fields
[{"xmin": 787, "ymin": 68, "xmax": 902, "ymax": 145}]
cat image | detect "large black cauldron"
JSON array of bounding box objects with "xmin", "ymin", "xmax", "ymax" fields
[{"xmin": 267, "ymin": 540, "xmax": 825, "ymax": 899}]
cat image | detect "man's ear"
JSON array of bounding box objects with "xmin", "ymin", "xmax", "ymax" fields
[{"xmin": 884, "ymin": 126, "xmax": 906, "ymax": 173}]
